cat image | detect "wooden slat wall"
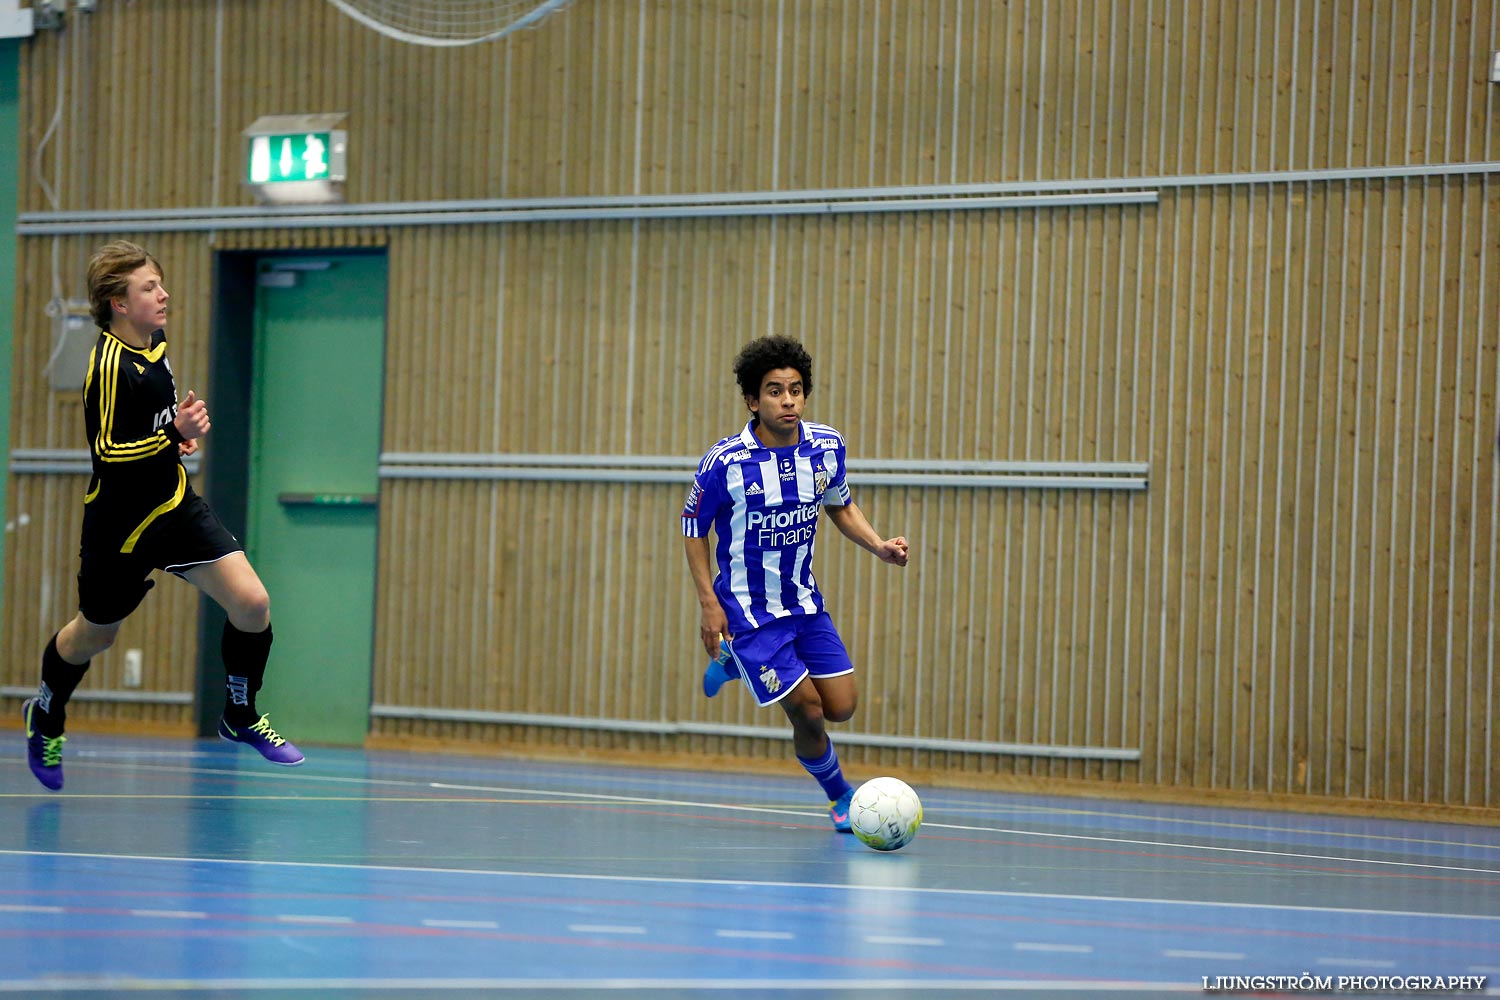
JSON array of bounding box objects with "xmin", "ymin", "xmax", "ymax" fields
[
  {"xmin": 5, "ymin": 1, "xmax": 1497, "ymax": 808},
  {"xmin": 17, "ymin": 1, "xmax": 1499, "ymax": 210},
  {"xmin": 373, "ymin": 187, "xmax": 1499, "ymax": 806}
]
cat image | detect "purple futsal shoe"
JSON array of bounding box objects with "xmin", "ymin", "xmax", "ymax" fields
[
  {"xmin": 22, "ymin": 698, "xmax": 66, "ymax": 791},
  {"xmin": 219, "ymin": 714, "xmax": 305, "ymax": 766}
]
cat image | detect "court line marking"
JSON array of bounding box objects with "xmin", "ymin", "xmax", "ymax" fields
[
  {"xmin": 0, "ymin": 976, "xmax": 1208, "ymax": 993},
  {"xmin": 1, "ymin": 848, "xmax": 1496, "ymax": 924},
  {"xmin": 127, "ymin": 909, "xmax": 206, "ymax": 920},
  {"xmin": 919, "ymin": 821, "xmax": 1500, "ymax": 877},
  {"xmin": 64, "ymin": 751, "xmax": 1500, "ymax": 854},
  {"xmin": 0, "ymin": 903, "xmax": 63, "ymax": 914},
  {"xmin": 17, "ymin": 763, "xmax": 1500, "ymax": 878},
  {"xmin": 61, "ymin": 755, "xmax": 1500, "ymax": 857},
  {"xmin": 8, "ymin": 893, "xmax": 1494, "ymax": 956},
  {"xmin": 274, "ymin": 914, "xmax": 354, "ymax": 924},
  {"xmin": 935, "ymin": 801, "xmax": 1500, "ymax": 853},
  {"xmin": 3, "ymin": 794, "xmax": 713, "ymax": 805},
  {"xmin": 715, "ymin": 929, "xmax": 794, "ymax": 940},
  {"xmin": 20, "ymin": 784, "xmax": 1500, "ymax": 864},
  {"xmin": 1313, "ymin": 957, "xmax": 1398, "ymax": 969}
]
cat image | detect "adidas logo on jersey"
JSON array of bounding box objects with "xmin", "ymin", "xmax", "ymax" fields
[
  {"xmin": 133, "ymin": 363, "xmax": 146, "ymax": 375},
  {"xmin": 744, "ymin": 482, "xmax": 764, "ymax": 496}
]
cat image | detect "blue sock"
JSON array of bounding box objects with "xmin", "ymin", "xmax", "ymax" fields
[
  {"xmin": 710, "ymin": 640, "xmax": 735, "ymax": 679},
  {"xmin": 797, "ymin": 740, "xmax": 853, "ymax": 800}
]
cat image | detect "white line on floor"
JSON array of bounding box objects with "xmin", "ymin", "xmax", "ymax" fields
[
  {"xmin": 3, "ymin": 848, "xmax": 1496, "ymax": 925},
  {"xmin": 1313, "ymin": 958, "xmax": 1398, "ymax": 969},
  {"xmin": 0, "ymin": 976, "xmax": 1210, "ymax": 993},
  {"xmin": 274, "ymin": 914, "xmax": 354, "ymax": 924},
  {"xmin": 62, "ymin": 760, "xmax": 1500, "ymax": 877},
  {"xmin": 715, "ymin": 929, "xmax": 795, "ymax": 940},
  {"xmin": 0, "ymin": 904, "xmax": 63, "ymax": 914}
]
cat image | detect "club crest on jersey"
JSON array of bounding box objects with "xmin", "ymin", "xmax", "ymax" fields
[
  {"xmin": 814, "ymin": 470, "xmax": 829, "ymax": 494},
  {"xmin": 759, "ymin": 665, "xmax": 781, "ymax": 693}
]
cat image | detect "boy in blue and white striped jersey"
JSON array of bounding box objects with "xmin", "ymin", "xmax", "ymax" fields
[{"xmin": 682, "ymin": 336, "xmax": 910, "ymax": 831}]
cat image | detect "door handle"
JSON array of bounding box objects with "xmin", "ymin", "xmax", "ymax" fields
[{"xmin": 277, "ymin": 492, "xmax": 378, "ymax": 508}]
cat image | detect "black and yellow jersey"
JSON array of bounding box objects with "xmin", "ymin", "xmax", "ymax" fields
[{"xmin": 81, "ymin": 328, "xmax": 190, "ymax": 553}]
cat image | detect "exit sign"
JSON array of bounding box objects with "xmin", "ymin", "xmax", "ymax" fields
[
  {"xmin": 243, "ymin": 113, "xmax": 348, "ymax": 204},
  {"xmin": 247, "ymin": 132, "xmax": 343, "ymax": 184}
]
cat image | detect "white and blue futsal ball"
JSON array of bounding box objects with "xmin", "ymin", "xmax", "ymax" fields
[{"xmin": 849, "ymin": 776, "xmax": 923, "ymax": 851}]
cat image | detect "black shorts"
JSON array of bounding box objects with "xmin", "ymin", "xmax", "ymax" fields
[{"xmin": 77, "ymin": 493, "xmax": 242, "ymax": 625}]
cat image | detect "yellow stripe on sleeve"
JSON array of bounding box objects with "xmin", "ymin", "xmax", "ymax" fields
[
  {"xmin": 95, "ymin": 339, "xmax": 173, "ymax": 462},
  {"xmin": 82, "ymin": 341, "xmax": 98, "ymax": 401}
]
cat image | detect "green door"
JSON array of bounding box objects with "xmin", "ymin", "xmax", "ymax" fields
[{"xmin": 246, "ymin": 254, "xmax": 386, "ymax": 746}]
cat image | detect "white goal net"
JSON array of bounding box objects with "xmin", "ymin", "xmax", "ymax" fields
[{"xmin": 326, "ymin": 0, "xmax": 571, "ymax": 46}]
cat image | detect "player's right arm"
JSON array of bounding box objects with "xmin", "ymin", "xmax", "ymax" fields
[
  {"xmin": 682, "ymin": 446, "xmax": 731, "ymax": 657},
  {"xmin": 683, "ymin": 535, "xmax": 728, "ymax": 657}
]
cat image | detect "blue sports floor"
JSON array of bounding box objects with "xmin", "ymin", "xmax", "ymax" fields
[{"xmin": 3, "ymin": 731, "xmax": 1498, "ymax": 998}]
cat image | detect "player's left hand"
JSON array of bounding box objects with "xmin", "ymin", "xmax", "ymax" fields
[
  {"xmin": 178, "ymin": 439, "xmax": 199, "ymax": 457},
  {"xmin": 876, "ymin": 536, "xmax": 909, "ymax": 567}
]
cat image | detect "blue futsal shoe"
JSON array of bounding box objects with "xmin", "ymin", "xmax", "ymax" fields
[
  {"xmin": 702, "ymin": 638, "xmax": 738, "ymax": 698},
  {"xmin": 828, "ymin": 787, "xmax": 854, "ymax": 833}
]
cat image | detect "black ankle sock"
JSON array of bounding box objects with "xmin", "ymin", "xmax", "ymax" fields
[
  {"xmin": 36, "ymin": 634, "xmax": 89, "ymax": 738},
  {"xmin": 222, "ymin": 622, "xmax": 273, "ymax": 726}
]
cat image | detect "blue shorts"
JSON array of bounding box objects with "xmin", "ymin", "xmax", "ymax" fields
[{"xmin": 725, "ymin": 612, "xmax": 854, "ymax": 707}]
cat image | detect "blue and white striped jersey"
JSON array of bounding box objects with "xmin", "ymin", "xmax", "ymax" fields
[{"xmin": 682, "ymin": 418, "xmax": 853, "ymax": 636}]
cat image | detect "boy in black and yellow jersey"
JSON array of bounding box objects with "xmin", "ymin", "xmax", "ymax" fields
[{"xmin": 21, "ymin": 241, "xmax": 303, "ymax": 790}]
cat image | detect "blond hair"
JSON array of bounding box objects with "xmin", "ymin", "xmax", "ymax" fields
[{"xmin": 86, "ymin": 241, "xmax": 163, "ymax": 330}]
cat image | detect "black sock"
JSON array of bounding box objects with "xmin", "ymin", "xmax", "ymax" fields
[
  {"xmin": 36, "ymin": 633, "xmax": 90, "ymax": 738},
  {"xmin": 222, "ymin": 622, "xmax": 273, "ymax": 726}
]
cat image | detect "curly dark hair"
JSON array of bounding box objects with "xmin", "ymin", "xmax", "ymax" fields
[{"xmin": 732, "ymin": 336, "xmax": 814, "ymax": 399}]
